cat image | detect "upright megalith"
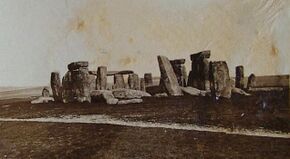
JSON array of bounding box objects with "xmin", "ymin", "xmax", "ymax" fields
[
  {"xmin": 50, "ymin": 72, "xmax": 62, "ymax": 102},
  {"xmin": 209, "ymin": 61, "xmax": 231, "ymax": 98},
  {"xmin": 114, "ymin": 74, "xmax": 126, "ymax": 89},
  {"xmin": 157, "ymin": 56, "xmax": 183, "ymax": 96},
  {"xmin": 170, "ymin": 59, "xmax": 187, "ymax": 87},
  {"xmin": 188, "ymin": 50, "xmax": 211, "ymax": 90},
  {"xmin": 140, "ymin": 78, "xmax": 146, "ymax": 91},
  {"xmin": 235, "ymin": 66, "xmax": 244, "ymax": 89},
  {"xmin": 128, "ymin": 73, "xmax": 140, "ymax": 90},
  {"xmin": 144, "ymin": 73, "xmax": 153, "ymax": 87},
  {"xmin": 62, "ymin": 61, "xmax": 91, "ymax": 103},
  {"xmin": 96, "ymin": 66, "xmax": 107, "ymax": 90},
  {"xmin": 247, "ymin": 73, "xmax": 256, "ymax": 90}
]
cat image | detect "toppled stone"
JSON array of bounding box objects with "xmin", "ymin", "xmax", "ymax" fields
[
  {"xmin": 153, "ymin": 93, "xmax": 168, "ymax": 97},
  {"xmin": 210, "ymin": 61, "xmax": 232, "ymax": 98},
  {"xmin": 180, "ymin": 87, "xmax": 203, "ymax": 96},
  {"xmin": 232, "ymin": 87, "xmax": 251, "ymax": 96},
  {"xmin": 68, "ymin": 61, "xmax": 89, "ymax": 71},
  {"xmin": 117, "ymin": 99, "xmax": 143, "ymax": 105},
  {"xmin": 112, "ymin": 88, "xmax": 151, "ymax": 99},
  {"xmin": 50, "ymin": 72, "xmax": 62, "ymax": 102},
  {"xmin": 42, "ymin": 87, "xmax": 50, "ymax": 97},
  {"xmin": 91, "ymin": 90, "xmax": 118, "ymax": 105},
  {"xmin": 31, "ymin": 97, "xmax": 54, "ymax": 104},
  {"xmin": 114, "ymin": 74, "xmax": 126, "ymax": 89},
  {"xmin": 96, "ymin": 66, "xmax": 107, "ymax": 90},
  {"xmin": 128, "ymin": 73, "xmax": 140, "ymax": 90},
  {"xmin": 158, "ymin": 56, "xmax": 183, "ymax": 96}
]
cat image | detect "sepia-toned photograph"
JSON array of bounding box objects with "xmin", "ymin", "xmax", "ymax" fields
[{"xmin": 0, "ymin": 0, "xmax": 289, "ymax": 158}]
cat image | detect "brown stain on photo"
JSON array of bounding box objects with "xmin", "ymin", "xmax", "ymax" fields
[
  {"xmin": 119, "ymin": 56, "xmax": 137, "ymax": 66},
  {"xmin": 271, "ymin": 43, "xmax": 279, "ymax": 56}
]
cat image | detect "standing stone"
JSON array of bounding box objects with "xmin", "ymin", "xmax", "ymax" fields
[
  {"xmin": 96, "ymin": 66, "xmax": 107, "ymax": 90},
  {"xmin": 62, "ymin": 71, "xmax": 74, "ymax": 103},
  {"xmin": 188, "ymin": 50, "xmax": 211, "ymax": 90},
  {"xmin": 170, "ymin": 59, "xmax": 187, "ymax": 87},
  {"xmin": 209, "ymin": 61, "xmax": 231, "ymax": 98},
  {"xmin": 50, "ymin": 72, "xmax": 62, "ymax": 102},
  {"xmin": 144, "ymin": 73, "xmax": 153, "ymax": 87},
  {"xmin": 157, "ymin": 56, "xmax": 183, "ymax": 96},
  {"xmin": 247, "ymin": 74, "xmax": 256, "ymax": 90},
  {"xmin": 140, "ymin": 78, "xmax": 146, "ymax": 91},
  {"xmin": 71, "ymin": 67, "xmax": 91, "ymax": 103},
  {"xmin": 128, "ymin": 73, "xmax": 140, "ymax": 90},
  {"xmin": 42, "ymin": 87, "xmax": 50, "ymax": 97},
  {"xmin": 235, "ymin": 66, "xmax": 244, "ymax": 89},
  {"xmin": 114, "ymin": 74, "xmax": 126, "ymax": 89}
]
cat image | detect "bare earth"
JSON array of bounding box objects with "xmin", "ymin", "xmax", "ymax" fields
[{"xmin": 0, "ymin": 90, "xmax": 289, "ymax": 158}]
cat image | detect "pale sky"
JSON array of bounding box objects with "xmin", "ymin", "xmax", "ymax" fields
[{"xmin": 0, "ymin": 0, "xmax": 289, "ymax": 86}]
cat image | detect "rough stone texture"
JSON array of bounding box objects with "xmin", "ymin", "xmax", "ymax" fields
[
  {"xmin": 144, "ymin": 73, "xmax": 153, "ymax": 87},
  {"xmin": 91, "ymin": 90, "xmax": 119, "ymax": 105},
  {"xmin": 96, "ymin": 66, "xmax": 107, "ymax": 90},
  {"xmin": 42, "ymin": 87, "xmax": 50, "ymax": 97},
  {"xmin": 140, "ymin": 78, "xmax": 146, "ymax": 92},
  {"xmin": 128, "ymin": 74, "xmax": 140, "ymax": 90},
  {"xmin": 180, "ymin": 87, "xmax": 203, "ymax": 96},
  {"xmin": 209, "ymin": 61, "xmax": 232, "ymax": 98},
  {"xmin": 62, "ymin": 71, "xmax": 74, "ymax": 103},
  {"xmin": 170, "ymin": 59, "xmax": 187, "ymax": 87},
  {"xmin": 235, "ymin": 66, "xmax": 244, "ymax": 89},
  {"xmin": 50, "ymin": 72, "xmax": 62, "ymax": 102},
  {"xmin": 117, "ymin": 99, "xmax": 143, "ymax": 105},
  {"xmin": 68, "ymin": 61, "xmax": 89, "ymax": 71},
  {"xmin": 71, "ymin": 68, "xmax": 91, "ymax": 103},
  {"xmin": 247, "ymin": 74, "xmax": 256, "ymax": 90},
  {"xmin": 157, "ymin": 56, "xmax": 183, "ymax": 96},
  {"xmin": 188, "ymin": 51, "xmax": 211, "ymax": 90},
  {"xmin": 114, "ymin": 74, "xmax": 126, "ymax": 89},
  {"xmin": 31, "ymin": 97, "xmax": 54, "ymax": 104},
  {"xmin": 112, "ymin": 88, "xmax": 151, "ymax": 99}
]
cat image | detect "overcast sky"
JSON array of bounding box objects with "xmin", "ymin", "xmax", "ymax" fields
[{"xmin": 0, "ymin": 0, "xmax": 289, "ymax": 86}]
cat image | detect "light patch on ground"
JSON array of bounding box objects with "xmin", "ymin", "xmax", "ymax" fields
[{"xmin": 0, "ymin": 115, "xmax": 289, "ymax": 139}]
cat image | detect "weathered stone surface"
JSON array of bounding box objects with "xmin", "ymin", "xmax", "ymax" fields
[
  {"xmin": 209, "ymin": 61, "xmax": 231, "ymax": 98},
  {"xmin": 235, "ymin": 66, "xmax": 244, "ymax": 89},
  {"xmin": 50, "ymin": 72, "xmax": 62, "ymax": 102},
  {"xmin": 62, "ymin": 71, "xmax": 74, "ymax": 103},
  {"xmin": 96, "ymin": 66, "xmax": 107, "ymax": 90},
  {"xmin": 170, "ymin": 59, "xmax": 186, "ymax": 65},
  {"xmin": 91, "ymin": 90, "xmax": 118, "ymax": 105},
  {"xmin": 140, "ymin": 78, "xmax": 146, "ymax": 91},
  {"xmin": 31, "ymin": 97, "xmax": 54, "ymax": 104},
  {"xmin": 180, "ymin": 87, "xmax": 202, "ymax": 96},
  {"xmin": 107, "ymin": 70, "xmax": 134, "ymax": 76},
  {"xmin": 42, "ymin": 87, "xmax": 50, "ymax": 97},
  {"xmin": 247, "ymin": 74, "xmax": 256, "ymax": 90},
  {"xmin": 144, "ymin": 73, "xmax": 153, "ymax": 87},
  {"xmin": 68, "ymin": 61, "xmax": 89, "ymax": 71},
  {"xmin": 71, "ymin": 68, "xmax": 91, "ymax": 103},
  {"xmin": 188, "ymin": 51, "xmax": 211, "ymax": 90},
  {"xmin": 114, "ymin": 74, "xmax": 126, "ymax": 89},
  {"xmin": 128, "ymin": 74, "xmax": 140, "ymax": 90},
  {"xmin": 112, "ymin": 88, "xmax": 151, "ymax": 99},
  {"xmin": 117, "ymin": 99, "xmax": 143, "ymax": 105},
  {"xmin": 153, "ymin": 93, "xmax": 168, "ymax": 97},
  {"xmin": 158, "ymin": 56, "xmax": 183, "ymax": 96},
  {"xmin": 170, "ymin": 59, "xmax": 187, "ymax": 87}
]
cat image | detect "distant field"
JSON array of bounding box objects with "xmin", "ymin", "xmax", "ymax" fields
[{"xmin": 0, "ymin": 86, "xmax": 48, "ymax": 100}]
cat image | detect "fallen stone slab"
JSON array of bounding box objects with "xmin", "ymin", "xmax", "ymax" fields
[
  {"xmin": 232, "ymin": 87, "xmax": 251, "ymax": 96},
  {"xmin": 180, "ymin": 87, "xmax": 206, "ymax": 96},
  {"xmin": 91, "ymin": 90, "xmax": 118, "ymax": 105},
  {"xmin": 31, "ymin": 97, "xmax": 55, "ymax": 104},
  {"xmin": 112, "ymin": 89, "xmax": 151, "ymax": 99},
  {"xmin": 157, "ymin": 56, "xmax": 183, "ymax": 96},
  {"xmin": 145, "ymin": 85, "xmax": 164, "ymax": 95},
  {"xmin": 117, "ymin": 99, "xmax": 143, "ymax": 105},
  {"xmin": 153, "ymin": 93, "xmax": 168, "ymax": 97}
]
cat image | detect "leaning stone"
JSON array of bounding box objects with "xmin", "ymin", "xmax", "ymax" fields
[
  {"xmin": 112, "ymin": 88, "xmax": 151, "ymax": 99},
  {"xmin": 42, "ymin": 87, "xmax": 50, "ymax": 97},
  {"xmin": 210, "ymin": 61, "xmax": 231, "ymax": 98},
  {"xmin": 128, "ymin": 74, "xmax": 140, "ymax": 90},
  {"xmin": 91, "ymin": 90, "xmax": 118, "ymax": 105},
  {"xmin": 114, "ymin": 74, "xmax": 126, "ymax": 89},
  {"xmin": 96, "ymin": 66, "xmax": 107, "ymax": 90},
  {"xmin": 31, "ymin": 97, "xmax": 54, "ymax": 104},
  {"xmin": 67, "ymin": 61, "xmax": 89, "ymax": 71},
  {"xmin": 158, "ymin": 56, "xmax": 183, "ymax": 96},
  {"xmin": 235, "ymin": 66, "xmax": 244, "ymax": 89},
  {"xmin": 144, "ymin": 73, "xmax": 153, "ymax": 87},
  {"xmin": 50, "ymin": 72, "xmax": 62, "ymax": 102},
  {"xmin": 117, "ymin": 99, "xmax": 143, "ymax": 105}
]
